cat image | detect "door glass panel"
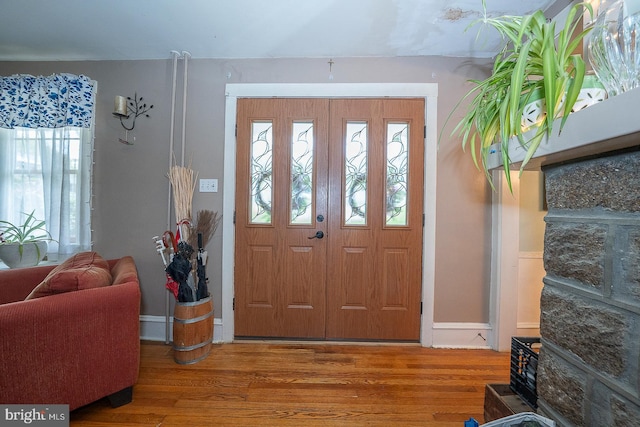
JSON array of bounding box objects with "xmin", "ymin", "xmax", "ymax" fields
[
  {"xmin": 290, "ymin": 122, "xmax": 314, "ymax": 225},
  {"xmin": 250, "ymin": 121, "xmax": 273, "ymax": 224},
  {"xmin": 344, "ymin": 122, "xmax": 368, "ymax": 226},
  {"xmin": 386, "ymin": 123, "xmax": 409, "ymax": 226}
]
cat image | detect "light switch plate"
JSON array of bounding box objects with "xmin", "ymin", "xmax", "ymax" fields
[{"xmin": 199, "ymin": 178, "xmax": 218, "ymax": 193}]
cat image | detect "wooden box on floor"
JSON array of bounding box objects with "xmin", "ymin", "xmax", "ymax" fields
[{"xmin": 484, "ymin": 384, "xmax": 533, "ymax": 422}]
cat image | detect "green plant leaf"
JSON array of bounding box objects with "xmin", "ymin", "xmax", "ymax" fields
[
  {"xmin": 521, "ymin": 126, "xmax": 546, "ymax": 170},
  {"xmin": 560, "ymin": 55, "xmax": 585, "ymax": 132},
  {"xmin": 507, "ymin": 41, "xmax": 530, "ymax": 139},
  {"xmin": 500, "ymin": 141, "xmax": 513, "ymax": 191},
  {"xmin": 541, "ymin": 29, "xmax": 557, "ymax": 137}
]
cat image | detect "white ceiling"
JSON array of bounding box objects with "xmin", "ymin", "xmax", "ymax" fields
[{"xmin": 0, "ymin": 0, "xmax": 560, "ymax": 61}]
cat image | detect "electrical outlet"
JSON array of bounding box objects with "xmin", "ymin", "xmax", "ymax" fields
[{"xmin": 199, "ymin": 178, "xmax": 218, "ymax": 193}]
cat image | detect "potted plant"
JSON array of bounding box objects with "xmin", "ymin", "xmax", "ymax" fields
[
  {"xmin": 449, "ymin": 1, "xmax": 595, "ymax": 190},
  {"xmin": 0, "ymin": 211, "xmax": 53, "ymax": 268}
]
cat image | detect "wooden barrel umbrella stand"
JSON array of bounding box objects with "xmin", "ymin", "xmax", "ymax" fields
[{"xmin": 172, "ymin": 295, "xmax": 213, "ymax": 364}]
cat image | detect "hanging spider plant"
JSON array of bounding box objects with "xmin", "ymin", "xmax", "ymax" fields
[{"xmin": 450, "ymin": 1, "xmax": 594, "ymax": 190}]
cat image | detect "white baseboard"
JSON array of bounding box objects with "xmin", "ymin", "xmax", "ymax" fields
[
  {"xmin": 140, "ymin": 315, "xmax": 224, "ymax": 343},
  {"xmin": 431, "ymin": 322, "xmax": 493, "ymax": 349},
  {"xmin": 141, "ymin": 317, "xmax": 494, "ymax": 349}
]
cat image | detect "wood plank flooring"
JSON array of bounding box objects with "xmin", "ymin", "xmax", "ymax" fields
[{"xmin": 70, "ymin": 342, "xmax": 510, "ymax": 427}]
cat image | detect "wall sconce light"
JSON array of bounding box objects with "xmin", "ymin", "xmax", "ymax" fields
[{"xmin": 113, "ymin": 93, "xmax": 153, "ymax": 145}]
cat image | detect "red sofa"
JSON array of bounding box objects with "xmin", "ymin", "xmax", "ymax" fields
[{"xmin": 0, "ymin": 255, "xmax": 141, "ymax": 411}]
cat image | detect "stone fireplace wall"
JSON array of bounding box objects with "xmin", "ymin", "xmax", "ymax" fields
[{"xmin": 537, "ymin": 149, "xmax": 640, "ymax": 426}]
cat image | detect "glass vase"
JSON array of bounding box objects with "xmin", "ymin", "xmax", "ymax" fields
[{"xmin": 587, "ymin": 0, "xmax": 640, "ymax": 97}]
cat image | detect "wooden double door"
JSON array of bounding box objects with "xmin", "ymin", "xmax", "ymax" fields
[{"xmin": 234, "ymin": 98, "xmax": 424, "ymax": 341}]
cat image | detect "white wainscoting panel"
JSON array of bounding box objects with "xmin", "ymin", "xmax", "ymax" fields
[{"xmin": 517, "ymin": 251, "xmax": 544, "ymax": 336}]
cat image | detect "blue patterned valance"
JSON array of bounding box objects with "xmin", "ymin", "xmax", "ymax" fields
[{"xmin": 0, "ymin": 73, "xmax": 94, "ymax": 129}]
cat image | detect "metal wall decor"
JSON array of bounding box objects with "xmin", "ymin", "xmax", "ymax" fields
[{"xmin": 113, "ymin": 93, "xmax": 153, "ymax": 145}]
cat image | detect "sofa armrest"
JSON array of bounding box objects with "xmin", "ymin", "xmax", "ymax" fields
[
  {"xmin": 0, "ymin": 264, "xmax": 56, "ymax": 304},
  {"xmin": 0, "ymin": 279, "xmax": 141, "ymax": 410}
]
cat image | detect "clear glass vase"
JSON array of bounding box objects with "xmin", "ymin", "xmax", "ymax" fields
[{"xmin": 587, "ymin": 0, "xmax": 640, "ymax": 96}]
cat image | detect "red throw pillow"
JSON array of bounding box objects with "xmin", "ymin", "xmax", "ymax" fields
[
  {"xmin": 25, "ymin": 251, "xmax": 113, "ymax": 300},
  {"xmin": 110, "ymin": 256, "xmax": 138, "ymax": 285}
]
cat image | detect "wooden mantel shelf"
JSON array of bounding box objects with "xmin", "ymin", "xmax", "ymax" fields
[{"xmin": 486, "ymin": 87, "xmax": 640, "ymax": 171}]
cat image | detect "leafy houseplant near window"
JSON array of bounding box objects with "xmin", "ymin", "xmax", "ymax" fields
[
  {"xmin": 0, "ymin": 211, "xmax": 53, "ymax": 268},
  {"xmin": 450, "ymin": 1, "xmax": 594, "ymax": 190}
]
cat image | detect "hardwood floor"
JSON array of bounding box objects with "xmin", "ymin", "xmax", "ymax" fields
[{"xmin": 71, "ymin": 342, "xmax": 510, "ymax": 426}]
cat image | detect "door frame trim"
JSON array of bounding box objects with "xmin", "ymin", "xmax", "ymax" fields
[
  {"xmin": 490, "ymin": 170, "xmax": 521, "ymax": 351},
  {"xmin": 222, "ymin": 83, "xmax": 438, "ymax": 345}
]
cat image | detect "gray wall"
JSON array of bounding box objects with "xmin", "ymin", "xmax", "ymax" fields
[{"xmin": 0, "ymin": 56, "xmax": 492, "ymax": 325}]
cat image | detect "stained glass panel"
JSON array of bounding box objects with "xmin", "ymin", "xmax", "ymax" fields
[
  {"xmin": 250, "ymin": 121, "xmax": 273, "ymax": 224},
  {"xmin": 290, "ymin": 122, "xmax": 314, "ymax": 225},
  {"xmin": 344, "ymin": 122, "xmax": 368, "ymax": 226},
  {"xmin": 386, "ymin": 123, "xmax": 409, "ymax": 226}
]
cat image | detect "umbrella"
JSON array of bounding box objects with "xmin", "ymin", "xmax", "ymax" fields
[
  {"xmin": 166, "ymin": 242, "xmax": 195, "ymax": 303},
  {"xmin": 153, "ymin": 233, "xmax": 181, "ymax": 299},
  {"xmin": 195, "ymin": 232, "xmax": 209, "ymax": 300}
]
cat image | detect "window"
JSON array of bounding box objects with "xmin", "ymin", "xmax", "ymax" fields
[
  {"xmin": 344, "ymin": 121, "xmax": 368, "ymax": 226},
  {"xmin": 0, "ymin": 73, "xmax": 95, "ymax": 263},
  {"xmin": 0, "ymin": 125, "xmax": 93, "ymax": 261},
  {"xmin": 290, "ymin": 121, "xmax": 314, "ymax": 225},
  {"xmin": 249, "ymin": 121, "xmax": 273, "ymax": 224}
]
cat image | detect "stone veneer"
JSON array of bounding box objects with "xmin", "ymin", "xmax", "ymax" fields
[{"xmin": 537, "ymin": 149, "xmax": 640, "ymax": 426}]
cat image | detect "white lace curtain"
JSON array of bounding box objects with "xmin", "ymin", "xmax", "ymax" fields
[{"xmin": 0, "ymin": 73, "xmax": 95, "ymax": 261}]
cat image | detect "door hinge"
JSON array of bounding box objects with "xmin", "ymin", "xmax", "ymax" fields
[
  {"xmin": 235, "ymin": 124, "xmax": 238, "ymax": 137},
  {"xmin": 233, "ymin": 210, "xmax": 236, "ymax": 225},
  {"xmin": 424, "ymin": 125, "xmax": 426, "ymax": 139},
  {"xmin": 233, "ymin": 297, "xmax": 235, "ymax": 311},
  {"xmin": 420, "ymin": 301, "xmax": 423, "ymax": 315},
  {"xmin": 422, "ymin": 213, "xmax": 425, "ymax": 227}
]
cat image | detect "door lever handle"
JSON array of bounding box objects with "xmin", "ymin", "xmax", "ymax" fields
[{"xmin": 308, "ymin": 231, "xmax": 324, "ymax": 239}]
